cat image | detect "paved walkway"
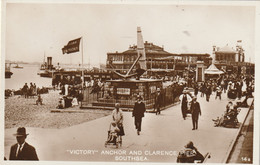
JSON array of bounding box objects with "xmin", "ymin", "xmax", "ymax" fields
[{"xmin": 4, "ymin": 92, "xmax": 252, "ymax": 163}]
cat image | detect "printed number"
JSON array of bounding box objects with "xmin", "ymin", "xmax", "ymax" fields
[{"xmin": 241, "ymin": 157, "xmax": 251, "ymax": 162}]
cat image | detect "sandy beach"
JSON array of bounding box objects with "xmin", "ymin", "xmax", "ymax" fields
[{"xmin": 4, "ymin": 90, "xmax": 111, "ymax": 129}]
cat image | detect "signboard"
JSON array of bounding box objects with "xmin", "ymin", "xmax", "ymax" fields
[{"xmin": 116, "ymin": 88, "xmax": 130, "ymax": 95}]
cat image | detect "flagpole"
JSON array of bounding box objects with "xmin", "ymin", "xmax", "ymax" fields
[
  {"xmin": 81, "ymin": 36, "xmax": 84, "ymax": 108},
  {"xmin": 82, "ymin": 37, "xmax": 84, "ymax": 85}
]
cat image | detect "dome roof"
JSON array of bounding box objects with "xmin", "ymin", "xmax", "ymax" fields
[{"xmin": 216, "ymin": 45, "xmax": 236, "ymax": 54}]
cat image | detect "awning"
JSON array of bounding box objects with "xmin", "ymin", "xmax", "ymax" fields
[{"xmin": 205, "ymin": 64, "xmax": 224, "ymax": 75}]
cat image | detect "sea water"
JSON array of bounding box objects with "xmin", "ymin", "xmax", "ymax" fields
[{"xmin": 5, "ymin": 64, "xmax": 52, "ymax": 90}]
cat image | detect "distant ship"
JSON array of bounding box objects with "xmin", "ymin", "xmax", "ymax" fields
[
  {"xmin": 5, "ymin": 63, "xmax": 13, "ymax": 78},
  {"xmin": 13, "ymin": 64, "xmax": 23, "ymax": 69}
]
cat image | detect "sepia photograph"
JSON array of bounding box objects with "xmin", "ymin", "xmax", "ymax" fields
[{"xmin": 1, "ymin": 0, "xmax": 259, "ymax": 164}]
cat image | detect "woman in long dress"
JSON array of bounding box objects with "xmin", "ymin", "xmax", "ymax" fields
[{"xmin": 112, "ymin": 103, "xmax": 125, "ymax": 143}]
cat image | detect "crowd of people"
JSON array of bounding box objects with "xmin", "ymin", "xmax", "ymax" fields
[
  {"xmin": 197, "ymin": 74, "xmax": 254, "ymax": 101},
  {"xmin": 21, "ymin": 83, "xmax": 37, "ymax": 98},
  {"xmin": 5, "ymin": 82, "xmax": 49, "ymax": 99},
  {"xmin": 56, "ymin": 86, "xmax": 83, "ymax": 109},
  {"xmin": 178, "ymin": 74, "xmax": 254, "ymax": 130},
  {"xmin": 7, "ymin": 72, "xmax": 254, "ymax": 162}
]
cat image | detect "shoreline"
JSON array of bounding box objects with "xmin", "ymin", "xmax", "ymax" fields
[{"xmin": 4, "ymin": 90, "xmax": 111, "ymax": 129}]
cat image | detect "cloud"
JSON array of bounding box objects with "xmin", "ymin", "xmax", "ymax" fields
[{"xmin": 183, "ymin": 31, "xmax": 191, "ymax": 37}]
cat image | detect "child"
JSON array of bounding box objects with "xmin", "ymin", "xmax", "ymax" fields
[
  {"xmin": 71, "ymin": 96, "xmax": 78, "ymax": 107},
  {"xmin": 56, "ymin": 97, "xmax": 65, "ymax": 109},
  {"xmin": 109, "ymin": 122, "xmax": 120, "ymax": 144},
  {"xmin": 36, "ymin": 94, "xmax": 43, "ymax": 105}
]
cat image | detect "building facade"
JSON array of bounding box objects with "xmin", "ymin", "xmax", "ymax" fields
[
  {"xmin": 107, "ymin": 41, "xmax": 211, "ymax": 77},
  {"xmin": 213, "ymin": 42, "xmax": 254, "ymax": 75},
  {"xmin": 106, "ymin": 40, "xmax": 254, "ymax": 78}
]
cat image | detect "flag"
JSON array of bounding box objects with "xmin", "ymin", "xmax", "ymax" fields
[{"xmin": 62, "ymin": 38, "xmax": 81, "ymax": 54}]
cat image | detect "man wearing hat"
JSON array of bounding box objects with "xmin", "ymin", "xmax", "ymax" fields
[
  {"xmin": 154, "ymin": 88, "xmax": 162, "ymax": 115},
  {"xmin": 177, "ymin": 141, "xmax": 204, "ymax": 163},
  {"xmin": 190, "ymin": 97, "xmax": 202, "ymax": 130},
  {"xmin": 9, "ymin": 127, "xmax": 39, "ymax": 160},
  {"xmin": 133, "ymin": 95, "xmax": 146, "ymax": 135},
  {"xmin": 179, "ymin": 88, "xmax": 192, "ymax": 120}
]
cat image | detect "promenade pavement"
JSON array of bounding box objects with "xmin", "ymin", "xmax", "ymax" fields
[{"xmin": 4, "ymin": 91, "xmax": 252, "ymax": 163}]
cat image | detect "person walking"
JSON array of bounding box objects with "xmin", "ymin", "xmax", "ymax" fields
[
  {"xmin": 205, "ymin": 85, "xmax": 211, "ymax": 102},
  {"xmin": 179, "ymin": 89, "xmax": 192, "ymax": 120},
  {"xmin": 132, "ymin": 95, "xmax": 146, "ymax": 135},
  {"xmin": 190, "ymin": 97, "xmax": 201, "ymax": 130},
  {"xmin": 112, "ymin": 103, "xmax": 125, "ymax": 141},
  {"xmin": 200, "ymin": 82, "xmax": 206, "ymax": 97},
  {"xmin": 194, "ymin": 83, "xmax": 199, "ymax": 97},
  {"xmin": 215, "ymin": 86, "xmax": 222, "ymax": 100},
  {"xmin": 154, "ymin": 88, "xmax": 162, "ymax": 115},
  {"xmin": 9, "ymin": 127, "xmax": 39, "ymax": 160}
]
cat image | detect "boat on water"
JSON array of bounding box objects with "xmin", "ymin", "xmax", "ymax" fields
[
  {"xmin": 37, "ymin": 56, "xmax": 56, "ymax": 78},
  {"xmin": 38, "ymin": 70, "xmax": 53, "ymax": 77},
  {"xmin": 5, "ymin": 63, "xmax": 13, "ymax": 78},
  {"xmin": 13, "ymin": 64, "xmax": 23, "ymax": 69}
]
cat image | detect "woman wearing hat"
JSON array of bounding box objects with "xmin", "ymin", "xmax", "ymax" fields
[
  {"xmin": 112, "ymin": 103, "xmax": 125, "ymax": 142},
  {"xmin": 9, "ymin": 127, "xmax": 39, "ymax": 160}
]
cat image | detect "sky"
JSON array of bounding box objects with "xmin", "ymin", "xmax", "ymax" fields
[{"xmin": 4, "ymin": 1, "xmax": 256, "ymax": 66}]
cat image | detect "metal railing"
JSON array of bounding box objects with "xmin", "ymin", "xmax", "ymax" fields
[{"xmin": 81, "ymin": 83, "xmax": 184, "ymax": 111}]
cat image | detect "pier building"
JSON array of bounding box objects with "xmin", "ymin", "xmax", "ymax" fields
[{"xmin": 106, "ymin": 41, "xmax": 211, "ymax": 77}]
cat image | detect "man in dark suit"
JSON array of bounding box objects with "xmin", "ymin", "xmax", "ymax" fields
[
  {"xmin": 190, "ymin": 97, "xmax": 202, "ymax": 130},
  {"xmin": 177, "ymin": 141, "xmax": 204, "ymax": 163},
  {"xmin": 154, "ymin": 88, "xmax": 162, "ymax": 115},
  {"xmin": 133, "ymin": 95, "xmax": 146, "ymax": 135},
  {"xmin": 9, "ymin": 127, "xmax": 39, "ymax": 160}
]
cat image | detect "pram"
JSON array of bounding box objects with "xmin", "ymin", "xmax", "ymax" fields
[
  {"xmin": 227, "ymin": 89, "xmax": 237, "ymax": 99},
  {"xmin": 105, "ymin": 122, "xmax": 122, "ymax": 148},
  {"xmin": 213, "ymin": 108, "xmax": 241, "ymax": 128}
]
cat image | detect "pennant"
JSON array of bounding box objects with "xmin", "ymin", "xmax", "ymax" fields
[{"xmin": 62, "ymin": 38, "xmax": 81, "ymax": 54}]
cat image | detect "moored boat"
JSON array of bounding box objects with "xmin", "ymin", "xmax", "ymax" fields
[
  {"xmin": 13, "ymin": 64, "xmax": 23, "ymax": 69},
  {"xmin": 5, "ymin": 63, "xmax": 13, "ymax": 78},
  {"xmin": 37, "ymin": 56, "xmax": 56, "ymax": 78}
]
